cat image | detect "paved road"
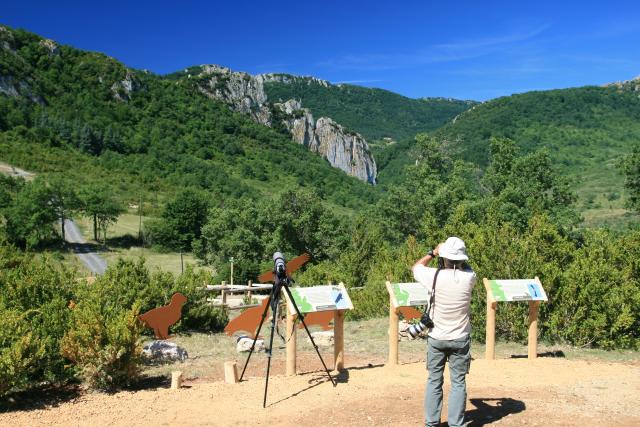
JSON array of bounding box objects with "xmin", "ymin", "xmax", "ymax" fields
[
  {"xmin": 64, "ymin": 219, "xmax": 108, "ymax": 275},
  {"xmin": 1, "ymin": 161, "xmax": 108, "ymax": 275}
]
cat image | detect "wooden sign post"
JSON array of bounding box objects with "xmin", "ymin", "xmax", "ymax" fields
[
  {"xmin": 386, "ymin": 281, "xmax": 429, "ymax": 366},
  {"xmin": 284, "ymin": 282, "xmax": 353, "ymax": 375},
  {"xmin": 483, "ymin": 277, "xmax": 547, "ymax": 360}
]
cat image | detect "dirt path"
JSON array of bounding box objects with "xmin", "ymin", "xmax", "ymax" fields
[{"xmin": 2, "ymin": 357, "xmax": 639, "ymax": 426}]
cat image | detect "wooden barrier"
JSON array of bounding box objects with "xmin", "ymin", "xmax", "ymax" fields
[
  {"xmin": 203, "ymin": 282, "xmax": 273, "ymax": 309},
  {"xmin": 483, "ymin": 277, "xmax": 547, "ymax": 360}
]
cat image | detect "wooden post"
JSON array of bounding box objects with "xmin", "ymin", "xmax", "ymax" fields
[
  {"xmin": 224, "ymin": 361, "xmax": 239, "ymax": 383},
  {"xmin": 528, "ymin": 301, "xmax": 540, "ymax": 359},
  {"xmin": 247, "ymin": 280, "xmax": 253, "ymax": 301},
  {"xmin": 171, "ymin": 371, "xmax": 183, "ymax": 389},
  {"xmin": 286, "ymin": 307, "xmax": 297, "ymax": 376},
  {"xmin": 334, "ymin": 310, "xmax": 345, "ymax": 372},
  {"xmin": 221, "ymin": 281, "xmax": 227, "ymax": 306},
  {"xmin": 483, "ymin": 278, "xmax": 496, "ymax": 360},
  {"xmin": 388, "ymin": 289, "xmax": 399, "ymax": 366}
]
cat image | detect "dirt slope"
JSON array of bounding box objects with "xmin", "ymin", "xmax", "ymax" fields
[{"xmin": 2, "ymin": 356, "xmax": 639, "ymax": 426}]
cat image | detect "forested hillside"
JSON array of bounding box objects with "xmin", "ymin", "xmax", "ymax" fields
[
  {"xmin": 1, "ymin": 24, "xmax": 639, "ymax": 399},
  {"xmin": 264, "ymin": 75, "xmax": 474, "ymax": 141},
  {"xmin": 0, "ymin": 26, "xmax": 377, "ymax": 212},
  {"xmin": 263, "ymin": 75, "xmax": 475, "ymax": 186},
  {"xmin": 433, "ymin": 86, "xmax": 640, "ymax": 226}
]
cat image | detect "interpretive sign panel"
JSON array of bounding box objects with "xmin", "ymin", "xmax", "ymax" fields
[
  {"xmin": 286, "ymin": 283, "xmax": 353, "ymax": 313},
  {"xmin": 386, "ymin": 282, "xmax": 429, "ymax": 308},
  {"xmin": 487, "ymin": 279, "xmax": 547, "ymax": 302}
]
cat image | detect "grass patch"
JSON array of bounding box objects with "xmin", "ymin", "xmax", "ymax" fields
[
  {"xmin": 140, "ymin": 316, "xmax": 640, "ymax": 381},
  {"xmin": 74, "ymin": 214, "xmax": 211, "ymax": 275}
]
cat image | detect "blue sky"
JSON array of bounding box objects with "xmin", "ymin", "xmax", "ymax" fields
[{"xmin": 3, "ymin": 0, "xmax": 640, "ymax": 101}]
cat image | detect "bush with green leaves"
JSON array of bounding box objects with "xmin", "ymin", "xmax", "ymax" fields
[
  {"xmin": 61, "ymin": 290, "xmax": 143, "ymax": 390},
  {"xmin": 0, "ymin": 305, "xmax": 46, "ymax": 395},
  {"xmin": 0, "ymin": 242, "xmax": 76, "ymax": 395},
  {"xmin": 550, "ymin": 230, "xmax": 640, "ymax": 349}
]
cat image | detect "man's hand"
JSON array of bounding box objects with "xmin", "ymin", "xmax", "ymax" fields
[{"xmin": 433, "ymin": 243, "xmax": 443, "ymax": 257}]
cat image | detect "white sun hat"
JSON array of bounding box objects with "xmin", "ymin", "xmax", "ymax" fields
[{"xmin": 439, "ymin": 236, "xmax": 468, "ymax": 261}]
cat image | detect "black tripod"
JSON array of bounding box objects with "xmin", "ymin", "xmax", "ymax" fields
[{"xmin": 239, "ymin": 261, "xmax": 336, "ymax": 407}]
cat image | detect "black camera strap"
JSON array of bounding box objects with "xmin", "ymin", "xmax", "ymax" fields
[{"xmin": 426, "ymin": 267, "xmax": 442, "ymax": 320}]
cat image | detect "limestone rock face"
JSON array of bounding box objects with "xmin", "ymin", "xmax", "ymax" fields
[
  {"xmin": 198, "ymin": 65, "xmax": 272, "ymax": 126},
  {"xmin": 111, "ymin": 71, "xmax": 140, "ymax": 102},
  {"xmin": 194, "ymin": 66, "xmax": 377, "ymax": 184},
  {"xmin": 607, "ymin": 75, "xmax": 640, "ymax": 93},
  {"xmin": 259, "ymin": 73, "xmax": 330, "ymax": 87},
  {"xmin": 0, "ymin": 75, "xmax": 44, "ymax": 104},
  {"xmin": 38, "ymin": 39, "xmax": 60, "ymax": 56},
  {"xmin": 276, "ymin": 100, "xmax": 377, "ymax": 184},
  {"xmin": 0, "ymin": 75, "xmax": 19, "ymax": 97}
]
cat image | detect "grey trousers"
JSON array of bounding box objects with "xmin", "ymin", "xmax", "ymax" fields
[{"xmin": 425, "ymin": 335, "xmax": 471, "ymax": 427}]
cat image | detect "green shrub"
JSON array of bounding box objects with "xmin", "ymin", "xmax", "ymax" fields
[
  {"xmin": 550, "ymin": 230, "xmax": 640, "ymax": 349},
  {"xmin": 61, "ymin": 280, "xmax": 143, "ymax": 390},
  {"xmin": 0, "ymin": 306, "xmax": 46, "ymax": 396},
  {"xmin": 0, "ymin": 244, "xmax": 75, "ymax": 392},
  {"xmin": 172, "ymin": 266, "xmax": 228, "ymax": 332}
]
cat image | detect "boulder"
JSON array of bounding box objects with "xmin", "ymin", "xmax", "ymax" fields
[
  {"xmin": 142, "ymin": 340, "xmax": 188, "ymax": 363},
  {"xmin": 236, "ymin": 336, "xmax": 265, "ymax": 353}
]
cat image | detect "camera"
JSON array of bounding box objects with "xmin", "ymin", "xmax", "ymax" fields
[{"xmin": 407, "ymin": 311, "xmax": 434, "ymax": 339}]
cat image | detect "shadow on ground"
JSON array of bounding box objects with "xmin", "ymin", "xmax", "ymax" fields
[
  {"xmin": 466, "ymin": 397, "xmax": 526, "ymax": 426},
  {"xmin": 0, "ymin": 375, "xmax": 171, "ymax": 414},
  {"xmin": 0, "ymin": 385, "xmax": 81, "ymax": 413},
  {"xmin": 510, "ymin": 350, "xmax": 565, "ymax": 359}
]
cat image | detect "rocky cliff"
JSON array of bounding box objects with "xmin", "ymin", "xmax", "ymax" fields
[
  {"xmin": 276, "ymin": 100, "xmax": 376, "ymax": 182},
  {"xmin": 194, "ymin": 65, "xmax": 377, "ymax": 184}
]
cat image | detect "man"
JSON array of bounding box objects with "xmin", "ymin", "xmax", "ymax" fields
[{"xmin": 412, "ymin": 236, "xmax": 476, "ymax": 427}]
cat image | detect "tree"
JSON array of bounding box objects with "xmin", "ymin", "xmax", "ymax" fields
[
  {"xmin": 3, "ymin": 178, "xmax": 58, "ymax": 249},
  {"xmin": 80, "ymin": 184, "xmax": 123, "ymax": 243},
  {"xmin": 48, "ymin": 177, "xmax": 81, "ymax": 242},
  {"xmin": 160, "ymin": 189, "xmax": 209, "ymax": 250},
  {"xmin": 622, "ymin": 144, "xmax": 640, "ymax": 214},
  {"xmin": 482, "ymin": 138, "xmax": 579, "ymax": 231}
]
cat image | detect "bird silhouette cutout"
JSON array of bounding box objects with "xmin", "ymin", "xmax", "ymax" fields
[
  {"xmin": 227, "ymin": 253, "xmax": 311, "ymax": 338},
  {"xmin": 138, "ymin": 293, "xmax": 188, "ymax": 339},
  {"xmin": 224, "ymin": 297, "xmax": 269, "ymax": 338},
  {"xmin": 398, "ymin": 306, "xmax": 422, "ymax": 321},
  {"xmin": 257, "ymin": 253, "xmax": 310, "ymax": 283},
  {"xmin": 298, "ymin": 310, "xmax": 333, "ymax": 330}
]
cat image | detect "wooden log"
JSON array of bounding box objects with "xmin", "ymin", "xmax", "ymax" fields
[
  {"xmin": 334, "ymin": 310, "xmax": 345, "ymax": 371},
  {"xmin": 171, "ymin": 371, "xmax": 183, "ymax": 389},
  {"xmin": 388, "ymin": 292, "xmax": 399, "ymax": 366},
  {"xmin": 528, "ymin": 301, "xmax": 540, "ymax": 359},
  {"xmin": 286, "ymin": 311, "xmax": 297, "ymax": 376},
  {"xmin": 484, "ymin": 278, "xmax": 496, "ymax": 360},
  {"xmin": 221, "ymin": 281, "xmax": 227, "ymax": 305},
  {"xmin": 224, "ymin": 361, "xmax": 239, "ymax": 384}
]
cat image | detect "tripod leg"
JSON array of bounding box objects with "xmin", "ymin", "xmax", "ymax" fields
[
  {"xmin": 283, "ymin": 286, "xmax": 336, "ymax": 387},
  {"xmin": 239, "ymin": 294, "xmax": 271, "ymax": 382},
  {"xmin": 262, "ymin": 295, "xmax": 279, "ymax": 408}
]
